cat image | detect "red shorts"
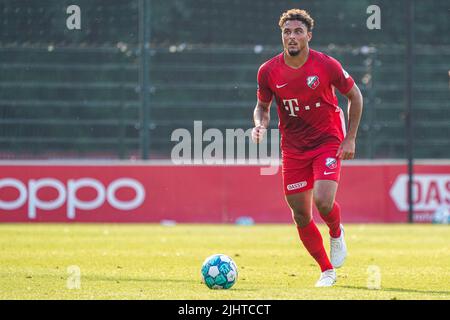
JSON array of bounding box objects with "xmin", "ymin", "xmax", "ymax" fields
[{"xmin": 282, "ymin": 145, "xmax": 341, "ymax": 195}]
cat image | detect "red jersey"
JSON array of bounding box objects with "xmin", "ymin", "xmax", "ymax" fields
[{"xmin": 257, "ymin": 49, "xmax": 355, "ymax": 154}]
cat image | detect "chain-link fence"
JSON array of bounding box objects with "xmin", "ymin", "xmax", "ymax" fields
[{"xmin": 0, "ymin": 0, "xmax": 448, "ymax": 160}]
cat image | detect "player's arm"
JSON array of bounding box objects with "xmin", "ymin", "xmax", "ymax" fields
[
  {"xmin": 337, "ymin": 83, "xmax": 363, "ymax": 160},
  {"xmin": 252, "ymin": 99, "xmax": 271, "ymax": 143},
  {"xmin": 253, "ymin": 63, "xmax": 273, "ymax": 143}
]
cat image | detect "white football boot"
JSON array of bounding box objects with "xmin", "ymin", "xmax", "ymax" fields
[
  {"xmin": 315, "ymin": 269, "xmax": 336, "ymax": 287},
  {"xmin": 330, "ymin": 224, "xmax": 347, "ymax": 268}
]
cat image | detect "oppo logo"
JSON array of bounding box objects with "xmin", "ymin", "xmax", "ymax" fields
[{"xmin": 0, "ymin": 178, "xmax": 146, "ymax": 219}]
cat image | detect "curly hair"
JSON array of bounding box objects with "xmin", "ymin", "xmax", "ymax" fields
[{"xmin": 278, "ymin": 9, "xmax": 314, "ymax": 32}]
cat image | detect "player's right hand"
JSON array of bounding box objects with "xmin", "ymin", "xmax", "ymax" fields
[{"xmin": 251, "ymin": 125, "xmax": 267, "ymax": 143}]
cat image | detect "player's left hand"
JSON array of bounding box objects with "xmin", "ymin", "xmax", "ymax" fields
[{"xmin": 336, "ymin": 137, "xmax": 356, "ymax": 160}]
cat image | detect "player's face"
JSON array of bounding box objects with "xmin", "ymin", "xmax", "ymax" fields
[{"xmin": 281, "ymin": 20, "xmax": 311, "ymax": 57}]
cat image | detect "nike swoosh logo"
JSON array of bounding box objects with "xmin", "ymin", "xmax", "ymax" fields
[
  {"xmin": 324, "ymin": 171, "xmax": 336, "ymax": 175},
  {"xmin": 276, "ymin": 83, "xmax": 288, "ymax": 88}
]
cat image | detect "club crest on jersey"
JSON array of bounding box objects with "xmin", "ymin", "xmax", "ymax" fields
[
  {"xmin": 325, "ymin": 157, "xmax": 337, "ymax": 169},
  {"xmin": 307, "ymin": 75, "xmax": 320, "ymax": 90}
]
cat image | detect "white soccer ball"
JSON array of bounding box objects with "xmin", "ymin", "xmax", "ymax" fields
[{"xmin": 200, "ymin": 254, "xmax": 238, "ymax": 289}]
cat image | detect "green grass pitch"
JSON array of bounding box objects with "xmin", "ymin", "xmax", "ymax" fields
[{"xmin": 0, "ymin": 223, "xmax": 449, "ymax": 300}]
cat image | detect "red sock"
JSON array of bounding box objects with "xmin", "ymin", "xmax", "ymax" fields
[
  {"xmin": 320, "ymin": 202, "xmax": 342, "ymax": 238},
  {"xmin": 296, "ymin": 220, "xmax": 333, "ymax": 272}
]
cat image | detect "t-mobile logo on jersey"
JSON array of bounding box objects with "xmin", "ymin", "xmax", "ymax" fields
[{"xmin": 283, "ymin": 99, "xmax": 321, "ymax": 117}]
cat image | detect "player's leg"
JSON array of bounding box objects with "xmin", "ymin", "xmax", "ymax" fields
[
  {"xmin": 285, "ymin": 190, "xmax": 333, "ymax": 276},
  {"xmin": 313, "ymin": 180, "xmax": 342, "ymax": 238},
  {"xmin": 313, "ymin": 150, "xmax": 347, "ymax": 269},
  {"xmin": 313, "ymin": 150, "xmax": 343, "ymax": 238},
  {"xmin": 282, "ymin": 155, "xmax": 334, "ymax": 281},
  {"xmin": 285, "ymin": 189, "xmax": 313, "ymax": 227}
]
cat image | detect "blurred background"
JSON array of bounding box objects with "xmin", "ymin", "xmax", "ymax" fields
[{"xmin": 0, "ymin": 0, "xmax": 448, "ymax": 161}]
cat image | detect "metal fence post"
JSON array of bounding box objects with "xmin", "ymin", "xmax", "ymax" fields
[
  {"xmin": 405, "ymin": 0, "xmax": 415, "ymax": 223},
  {"xmin": 139, "ymin": 0, "xmax": 151, "ymax": 159}
]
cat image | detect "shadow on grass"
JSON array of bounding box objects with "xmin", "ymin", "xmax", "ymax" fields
[
  {"xmin": 5, "ymin": 272, "xmax": 256, "ymax": 291},
  {"xmin": 81, "ymin": 276, "xmax": 256, "ymax": 291},
  {"xmin": 82, "ymin": 275, "xmax": 194, "ymax": 284},
  {"xmin": 339, "ymin": 285, "xmax": 450, "ymax": 296}
]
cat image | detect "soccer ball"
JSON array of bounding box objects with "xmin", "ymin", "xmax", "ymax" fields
[{"xmin": 201, "ymin": 254, "xmax": 238, "ymax": 289}]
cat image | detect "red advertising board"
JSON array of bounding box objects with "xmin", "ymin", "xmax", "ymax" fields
[{"xmin": 0, "ymin": 161, "xmax": 449, "ymax": 223}]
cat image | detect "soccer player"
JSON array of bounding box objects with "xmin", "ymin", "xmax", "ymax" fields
[{"xmin": 252, "ymin": 9, "xmax": 363, "ymax": 287}]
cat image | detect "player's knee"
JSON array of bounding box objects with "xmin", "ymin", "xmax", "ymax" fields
[
  {"xmin": 291, "ymin": 209, "xmax": 311, "ymax": 227},
  {"xmin": 315, "ymin": 198, "xmax": 334, "ymax": 215}
]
